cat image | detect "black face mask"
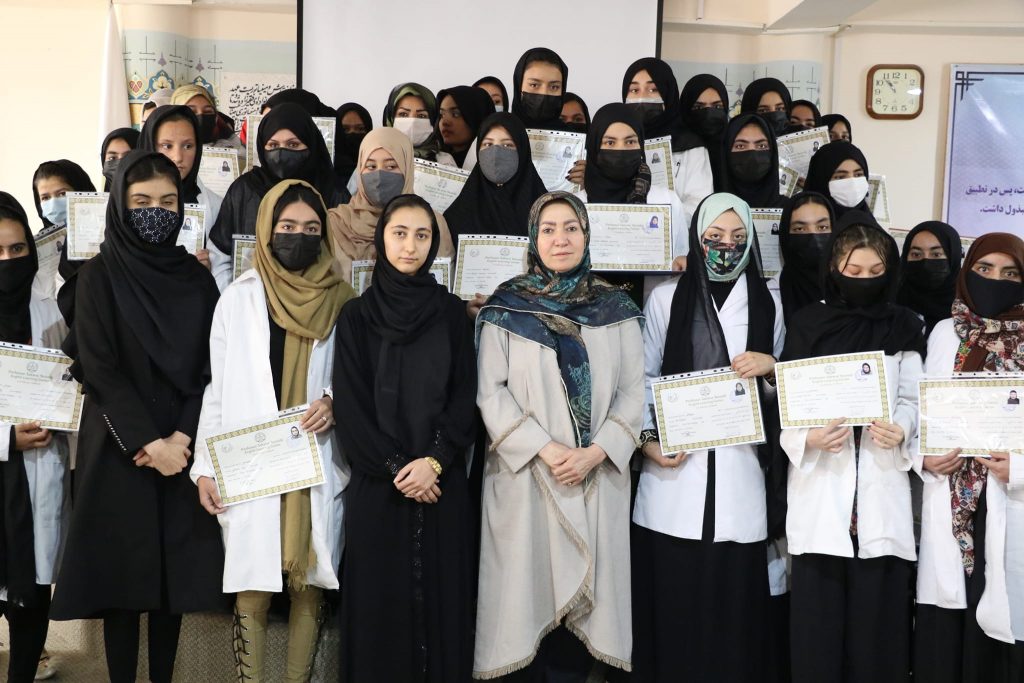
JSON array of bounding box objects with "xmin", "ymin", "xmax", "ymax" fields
[
  {"xmin": 271, "ymin": 232, "xmax": 321, "ymax": 272},
  {"xmin": 563, "ymin": 122, "xmax": 588, "ymax": 135},
  {"xmin": 831, "ymin": 271, "xmax": 889, "ymax": 308},
  {"xmin": 340, "ymin": 132, "xmax": 367, "ymax": 158},
  {"xmin": 519, "ymin": 93, "xmax": 563, "ymax": 123},
  {"xmin": 264, "ymin": 148, "xmax": 311, "ymax": 180},
  {"xmin": 729, "ymin": 150, "xmax": 773, "ymax": 183},
  {"xmin": 0, "ymin": 256, "xmax": 36, "ymax": 297},
  {"xmin": 626, "ymin": 102, "xmax": 664, "ymax": 125},
  {"xmin": 597, "ymin": 149, "xmax": 643, "ymax": 182},
  {"xmin": 965, "ymin": 270, "xmax": 1024, "ymax": 319},
  {"xmin": 762, "ymin": 110, "xmax": 788, "ymax": 135},
  {"xmin": 788, "ymin": 233, "xmax": 831, "ymax": 270},
  {"xmin": 904, "ymin": 258, "xmax": 951, "ymax": 289},
  {"xmin": 198, "ymin": 113, "xmax": 218, "ymax": 144},
  {"xmin": 102, "ymin": 158, "xmax": 120, "ymax": 183},
  {"xmin": 692, "ymin": 107, "xmax": 728, "ymax": 137}
]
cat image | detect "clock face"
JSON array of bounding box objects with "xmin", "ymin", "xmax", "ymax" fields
[{"xmin": 869, "ymin": 66, "xmax": 924, "ymax": 118}]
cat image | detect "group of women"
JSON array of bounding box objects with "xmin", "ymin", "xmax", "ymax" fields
[{"xmin": 0, "ymin": 44, "xmax": 1021, "ymax": 683}]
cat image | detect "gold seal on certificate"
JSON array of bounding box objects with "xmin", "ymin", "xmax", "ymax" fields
[
  {"xmin": 585, "ymin": 203, "xmax": 673, "ymax": 271},
  {"xmin": 527, "ymin": 129, "xmax": 585, "ymax": 193},
  {"xmin": 205, "ymin": 405, "xmax": 326, "ymax": 506},
  {"xmin": 751, "ymin": 208, "xmax": 783, "ymax": 277},
  {"xmin": 232, "ymin": 234, "xmax": 257, "ymax": 281},
  {"xmin": 246, "ymin": 114, "xmax": 337, "ymax": 169},
  {"xmin": 652, "ymin": 368, "xmax": 765, "ymax": 457},
  {"xmin": 777, "ymin": 126, "xmax": 830, "ymax": 185},
  {"xmin": 644, "ymin": 135, "xmax": 675, "ymax": 192},
  {"xmin": 0, "ymin": 342, "xmax": 84, "ymax": 432},
  {"xmin": 351, "ymin": 257, "xmax": 452, "ymax": 295},
  {"xmin": 413, "ymin": 159, "xmax": 470, "ymax": 213},
  {"xmin": 198, "ymin": 146, "xmax": 239, "ymax": 197},
  {"xmin": 776, "ymin": 351, "xmax": 891, "ymax": 428},
  {"xmin": 177, "ymin": 204, "xmax": 206, "ymax": 256},
  {"xmin": 452, "ymin": 234, "xmax": 529, "ymax": 300},
  {"xmin": 66, "ymin": 191, "xmax": 110, "ymax": 261},
  {"xmin": 919, "ymin": 375, "xmax": 1024, "ymax": 456}
]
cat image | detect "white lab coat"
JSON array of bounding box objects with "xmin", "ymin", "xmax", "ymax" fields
[
  {"xmin": 671, "ymin": 148, "xmax": 714, "ymax": 229},
  {"xmin": 191, "ymin": 270, "xmax": 349, "ymax": 593},
  {"xmin": 0, "ymin": 295, "xmax": 69, "ymax": 597},
  {"xmin": 783, "ymin": 349, "xmax": 923, "ymax": 561},
  {"xmin": 574, "ymin": 187, "xmax": 690, "ymax": 259},
  {"xmin": 633, "ymin": 276, "xmax": 785, "ymax": 547}
]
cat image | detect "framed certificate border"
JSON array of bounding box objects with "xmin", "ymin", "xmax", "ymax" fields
[
  {"xmin": 0, "ymin": 342, "xmax": 84, "ymax": 432},
  {"xmin": 205, "ymin": 407, "xmax": 325, "ymax": 506},
  {"xmin": 652, "ymin": 368, "xmax": 765, "ymax": 455},
  {"xmin": 644, "ymin": 135, "xmax": 675, "ymax": 193},
  {"xmin": 919, "ymin": 375, "xmax": 1024, "ymax": 455},
  {"xmin": 776, "ymin": 351, "xmax": 891, "ymax": 428},
  {"xmin": 232, "ymin": 234, "xmax": 257, "ymax": 281},
  {"xmin": 452, "ymin": 235, "xmax": 529, "ymax": 300},
  {"xmin": 586, "ymin": 203, "xmax": 673, "ymax": 272},
  {"xmin": 66, "ymin": 191, "xmax": 109, "ymax": 261}
]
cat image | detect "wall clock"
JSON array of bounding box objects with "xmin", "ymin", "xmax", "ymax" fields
[{"xmin": 866, "ymin": 64, "xmax": 924, "ymax": 120}]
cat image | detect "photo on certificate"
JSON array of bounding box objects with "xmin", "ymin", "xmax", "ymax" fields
[
  {"xmin": 0, "ymin": 342, "xmax": 84, "ymax": 432},
  {"xmin": 66, "ymin": 191, "xmax": 110, "ymax": 261},
  {"xmin": 205, "ymin": 405, "xmax": 326, "ymax": 506},
  {"xmin": 452, "ymin": 234, "xmax": 529, "ymax": 300},
  {"xmin": 918, "ymin": 375, "xmax": 1024, "ymax": 456},
  {"xmin": 232, "ymin": 234, "xmax": 257, "ymax": 281},
  {"xmin": 585, "ymin": 203, "xmax": 673, "ymax": 271},
  {"xmin": 775, "ymin": 350, "xmax": 891, "ymax": 428},
  {"xmin": 652, "ymin": 368, "xmax": 765, "ymax": 457},
  {"xmin": 413, "ymin": 159, "xmax": 470, "ymax": 214}
]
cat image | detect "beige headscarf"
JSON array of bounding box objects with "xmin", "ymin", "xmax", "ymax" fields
[
  {"xmin": 254, "ymin": 178, "xmax": 356, "ymax": 588},
  {"xmin": 171, "ymin": 84, "xmax": 216, "ymax": 109},
  {"xmin": 327, "ymin": 127, "xmax": 454, "ymax": 281}
]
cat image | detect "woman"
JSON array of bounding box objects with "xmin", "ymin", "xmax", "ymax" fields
[
  {"xmin": 382, "ymin": 82, "xmax": 456, "ymax": 166},
  {"xmin": 781, "ymin": 211, "xmax": 925, "ymax": 683},
  {"xmin": 897, "ymin": 221, "xmax": 964, "ymax": 336},
  {"xmin": 475, "ymin": 192, "xmax": 644, "ymax": 680},
  {"xmin": 632, "ymin": 193, "xmax": 784, "ymax": 682},
  {"xmin": 333, "ymin": 193, "xmax": 477, "ymax": 682},
  {"xmin": 622, "ymin": 58, "xmax": 713, "ymax": 222},
  {"xmin": 803, "ymin": 140, "xmax": 871, "ymax": 219},
  {"xmin": 722, "ymin": 114, "xmax": 785, "ymax": 209},
  {"xmin": 328, "ymin": 127, "xmax": 454, "ymax": 282},
  {"xmin": 774, "ymin": 191, "xmax": 835, "ymax": 324},
  {"xmin": 436, "ymin": 85, "xmax": 496, "ymax": 169},
  {"xmin": 740, "ymin": 78, "xmax": 793, "ymax": 136},
  {"xmin": 821, "ymin": 114, "xmax": 853, "ymax": 143},
  {"xmin": 0, "ymin": 192, "xmax": 69, "ymax": 683},
  {"xmin": 171, "ymin": 84, "xmax": 243, "ymax": 156},
  {"xmin": 208, "ymin": 102, "xmax": 339, "ymax": 290},
  {"xmin": 680, "ymin": 74, "xmax": 731, "ymax": 191},
  {"xmin": 788, "ymin": 100, "xmax": 822, "ymax": 130},
  {"xmin": 560, "ymin": 92, "xmax": 590, "ymax": 134},
  {"xmin": 101, "ymin": 127, "xmax": 140, "ymax": 191},
  {"xmin": 50, "ymin": 150, "xmax": 225, "ymax": 683},
  {"xmin": 335, "ymin": 102, "xmax": 372, "ymax": 188},
  {"xmin": 192, "ymin": 179, "xmax": 353, "ymax": 681},
  {"xmin": 511, "ymin": 47, "xmax": 569, "ymax": 131},
  {"xmin": 474, "ymin": 76, "xmax": 509, "ymax": 112},
  {"xmin": 914, "ymin": 233, "xmax": 1024, "ymax": 683}
]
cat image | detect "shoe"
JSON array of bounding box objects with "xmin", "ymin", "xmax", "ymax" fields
[{"xmin": 35, "ymin": 650, "xmax": 60, "ymax": 680}]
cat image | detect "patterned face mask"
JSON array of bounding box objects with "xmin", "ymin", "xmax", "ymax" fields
[
  {"xmin": 127, "ymin": 206, "xmax": 179, "ymax": 245},
  {"xmin": 703, "ymin": 238, "xmax": 746, "ymax": 277}
]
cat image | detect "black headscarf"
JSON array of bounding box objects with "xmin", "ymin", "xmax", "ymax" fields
[
  {"xmin": 680, "ymin": 74, "xmax": 731, "ymax": 191},
  {"xmin": 473, "ymin": 76, "xmax": 510, "ymax": 111},
  {"xmin": 96, "ymin": 150, "xmax": 219, "ymax": 394},
  {"xmin": 740, "ymin": 77, "xmax": 793, "ymax": 114},
  {"xmin": 436, "ymin": 85, "xmax": 496, "ymax": 166},
  {"xmin": 782, "ymin": 210, "xmax": 925, "ymax": 361},
  {"xmin": 138, "ymin": 105, "xmax": 204, "ymax": 204},
  {"xmin": 100, "ymin": 128, "xmax": 140, "ymax": 192},
  {"xmin": 335, "ymin": 102, "xmax": 373, "ymax": 182},
  {"xmin": 621, "ymin": 57, "xmax": 703, "ymax": 153},
  {"xmin": 583, "ymin": 103, "xmax": 651, "ymax": 205},
  {"xmin": 803, "ymin": 140, "xmax": 870, "ymax": 218},
  {"xmin": 722, "ymin": 114, "xmax": 784, "ymax": 209},
  {"xmin": 0, "ymin": 193, "xmax": 37, "ymax": 344},
  {"xmin": 511, "ymin": 47, "xmax": 569, "ymax": 130},
  {"xmin": 788, "ymin": 99, "xmax": 822, "ymax": 127},
  {"xmin": 777, "ymin": 192, "xmax": 834, "ymax": 324},
  {"xmin": 32, "ymin": 160, "xmax": 96, "ymax": 229},
  {"xmin": 821, "ymin": 114, "xmax": 853, "ymax": 142},
  {"xmin": 264, "ymin": 88, "xmax": 336, "ymax": 118},
  {"xmin": 561, "ymin": 92, "xmax": 590, "ymax": 134},
  {"xmin": 897, "ymin": 221, "xmax": 963, "ymax": 335},
  {"xmin": 443, "ymin": 113, "xmax": 547, "ymax": 243}
]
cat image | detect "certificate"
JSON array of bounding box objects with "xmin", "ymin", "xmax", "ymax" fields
[
  {"xmin": 66, "ymin": 192, "xmax": 109, "ymax": 260},
  {"xmin": 34, "ymin": 225, "xmax": 66, "ymax": 299},
  {"xmin": 350, "ymin": 257, "xmax": 452, "ymax": 295},
  {"xmin": 176, "ymin": 204, "xmax": 206, "ymax": 255},
  {"xmin": 204, "ymin": 405, "xmax": 325, "ymax": 506},
  {"xmin": 751, "ymin": 208, "xmax": 784, "ymax": 278},
  {"xmin": 775, "ymin": 351, "xmax": 891, "ymax": 428},
  {"xmin": 645, "ymin": 135, "xmax": 675, "ymax": 192},
  {"xmin": 0, "ymin": 342, "xmax": 84, "ymax": 432},
  {"xmin": 918, "ymin": 375, "xmax": 1024, "ymax": 455},
  {"xmin": 868, "ymin": 174, "xmax": 891, "ymax": 226},
  {"xmin": 413, "ymin": 159, "xmax": 470, "ymax": 213},
  {"xmin": 779, "ymin": 165, "xmax": 799, "ymax": 198},
  {"xmin": 452, "ymin": 234, "xmax": 529, "ymax": 300},
  {"xmin": 777, "ymin": 126, "xmax": 830, "ymax": 184},
  {"xmin": 585, "ymin": 203, "xmax": 673, "ymax": 271},
  {"xmin": 246, "ymin": 114, "xmax": 337, "ymax": 169},
  {"xmin": 527, "ymin": 128, "xmax": 585, "ymax": 193},
  {"xmin": 652, "ymin": 367, "xmax": 765, "ymax": 456},
  {"xmin": 198, "ymin": 146, "xmax": 239, "ymax": 197},
  {"xmin": 232, "ymin": 234, "xmax": 257, "ymax": 281}
]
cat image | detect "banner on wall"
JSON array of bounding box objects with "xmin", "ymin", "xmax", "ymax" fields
[{"xmin": 943, "ymin": 64, "xmax": 1024, "ymax": 239}]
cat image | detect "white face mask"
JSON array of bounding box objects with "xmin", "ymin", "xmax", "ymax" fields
[
  {"xmin": 828, "ymin": 176, "xmax": 869, "ymax": 208},
  {"xmin": 392, "ymin": 116, "xmax": 433, "ymax": 146},
  {"xmin": 493, "ymin": 104, "xmax": 505, "ymax": 113}
]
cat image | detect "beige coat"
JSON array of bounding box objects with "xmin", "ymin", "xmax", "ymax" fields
[{"xmin": 474, "ymin": 318, "xmax": 644, "ymax": 678}]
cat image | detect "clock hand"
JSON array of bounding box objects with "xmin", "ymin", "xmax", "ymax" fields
[{"xmin": 886, "ymin": 80, "xmax": 896, "ymax": 93}]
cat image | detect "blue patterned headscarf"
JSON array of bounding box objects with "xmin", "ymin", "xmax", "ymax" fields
[{"xmin": 477, "ymin": 191, "xmax": 642, "ymax": 446}]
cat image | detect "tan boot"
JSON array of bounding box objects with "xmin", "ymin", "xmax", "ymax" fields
[
  {"xmin": 233, "ymin": 591, "xmax": 271, "ymax": 682},
  {"xmin": 283, "ymin": 586, "xmax": 324, "ymax": 683}
]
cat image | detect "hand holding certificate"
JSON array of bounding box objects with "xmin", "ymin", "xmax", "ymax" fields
[
  {"xmin": 527, "ymin": 129, "xmax": 585, "ymax": 192},
  {"xmin": 205, "ymin": 405, "xmax": 326, "ymax": 506},
  {"xmin": 919, "ymin": 375, "xmax": 1024, "ymax": 456},
  {"xmin": 0, "ymin": 342, "xmax": 84, "ymax": 432},
  {"xmin": 776, "ymin": 351, "xmax": 891, "ymax": 428},
  {"xmin": 452, "ymin": 235, "xmax": 529, "ymax": 300},
  {"xmin": 652, "ymin": 368, "xmax": 765, "ymax": 457},
  {"xmin": 585, "ymin": 204, "xmax": 674, "ymax": 271}
]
